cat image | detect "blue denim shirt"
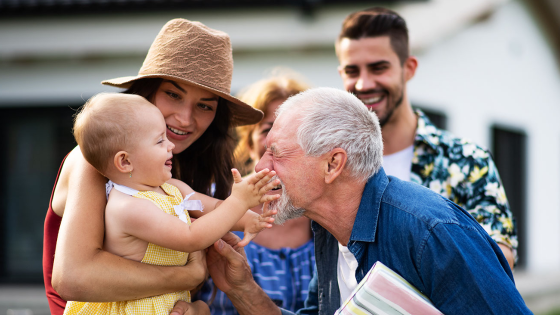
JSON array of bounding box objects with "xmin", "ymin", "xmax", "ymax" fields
[{"xmin": 281, "ymin": 168, "xmax": 531, "ymax": 315}]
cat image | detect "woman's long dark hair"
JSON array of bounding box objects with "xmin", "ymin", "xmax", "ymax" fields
[{"xmin": 124, "ymin": 78, "xmax": 235, "ymax": 199}]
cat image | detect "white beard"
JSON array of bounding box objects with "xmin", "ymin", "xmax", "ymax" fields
[{"xmin": 268, "ymin": 178, "xmax": 305, "ymax": 225}]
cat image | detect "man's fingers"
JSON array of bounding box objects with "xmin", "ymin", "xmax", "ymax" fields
[
  {"xmin": 170, "ymin": 300, "xmax": 188, "ymax": 315},
  {"xmin": 170, "ymin": 300, "xmax": 210, "ymax": 315},
  {"xmin": 214, "ymin": 239, "xmax": 239, "ymax": 257},
  {"xmin": 213, "ymin": 233, "xmax": 247, "ymax": 262},
  {"xmin": 221, "ymin": 231, "xmax": 243, "ymax": 247},
  {"xmin": 237, "ymin": 236, "xmax": 251, "ymax": 247}
]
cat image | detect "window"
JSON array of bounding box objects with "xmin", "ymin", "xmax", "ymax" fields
[
  {"xmin": 0, "ymin": 105, "xmax": 78, "ymax": 282},
  {"xmin": 491, "ymin": 126, "xmax": 527, "ymax": 268}
]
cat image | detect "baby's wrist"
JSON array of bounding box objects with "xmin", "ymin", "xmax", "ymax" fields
[{"xmin": 228, "ymin": 194, "xmax": 251, "ymax": 212}]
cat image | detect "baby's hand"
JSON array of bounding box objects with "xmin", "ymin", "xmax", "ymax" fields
[
  {"xmin": 237, "ymin": 202, "xmax": 277, "ymax": 247},
  {"xmin": 230, "ymin": 168, "xmax": 281, "ymax": 210}
]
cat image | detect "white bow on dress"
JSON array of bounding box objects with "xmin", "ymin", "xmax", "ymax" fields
[{"xmin": 173, "ymin": 192, "xmax": 204, "ymax": 224}]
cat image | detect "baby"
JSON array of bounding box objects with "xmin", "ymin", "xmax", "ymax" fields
[{"xmin": 63, "ymin": 93, "xmax": 280, "ymax": 315}]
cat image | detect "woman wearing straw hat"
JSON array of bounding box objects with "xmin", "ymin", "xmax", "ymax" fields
[{"xmin": 43, "ymin": 18, "xmax": 262, "ymax": 315}]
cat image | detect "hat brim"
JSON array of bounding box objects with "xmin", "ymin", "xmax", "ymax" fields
[{"xmin": 102, "ymin": 74, "xmax": 263, "ymax": 127}]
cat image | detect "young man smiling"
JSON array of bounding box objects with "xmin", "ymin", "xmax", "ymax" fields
[{"xmin": 335, "ymin": 7, "xmax": 517, "ymax": 269}]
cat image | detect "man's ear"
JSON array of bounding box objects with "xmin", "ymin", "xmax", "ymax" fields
[
  {"xmin": 114, "ymin": 151, "xmax": 133, "ymax": 174},
  {"xmin": 337, "ymin": 64, "xmax": 345, "ymax": 79},
  {"xmin": 325, "ymin": 148, "xmax": 347, "ymax": 184},
  {"xmin": 404, "ymin": 56, "xmax": 418, "ymax": 82}
]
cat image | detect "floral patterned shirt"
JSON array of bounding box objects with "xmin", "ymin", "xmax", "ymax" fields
[{"xmin": 410, "ymin": 110, "xmax": 517, "ymax": 255}]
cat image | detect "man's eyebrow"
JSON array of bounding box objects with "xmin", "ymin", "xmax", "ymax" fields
[
  {"xmin": 343, "ymin": 65, "xmax": 359, "ymax": 71},
  {"xmin": 344, "ymin": 61, "xmax": 390, "ymax": 70},
  {"xmin": 366, "ymin": 60, "xmax": 390, "ymax": 68}
]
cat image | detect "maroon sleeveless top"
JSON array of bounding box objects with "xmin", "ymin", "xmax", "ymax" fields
[{"xmin": 43, "ymin": 155, "xmax": 69, "ymax": 315}]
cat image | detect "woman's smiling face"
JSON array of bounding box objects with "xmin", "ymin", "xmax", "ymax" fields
[{"xmin": 152, "ymin": 80, "xmax": 219, "ymax": 154}]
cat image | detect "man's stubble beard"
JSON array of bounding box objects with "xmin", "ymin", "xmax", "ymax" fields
[
  {"xmin": 376, "ymin": 77, "xmax": 405, "ymax": 127},
  {"xmin": 377, "ymin": 90, "xmax": 404, "ymax": 127}
]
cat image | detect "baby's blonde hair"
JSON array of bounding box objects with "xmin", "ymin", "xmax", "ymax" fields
[{"xmin": 73, "ymin": 93, "xmax": 154, "ymax": 174}]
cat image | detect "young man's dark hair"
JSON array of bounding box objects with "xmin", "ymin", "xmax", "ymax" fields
[{"xmin": 336, "ymin": 7, "xmax": 409, "ymax": 65}]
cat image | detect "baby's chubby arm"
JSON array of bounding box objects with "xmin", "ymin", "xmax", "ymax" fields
[
  {"xmin": 120, "ymin": 169, "xmax": 279, "ymax": 253},
  {"xmin": 169, "ymin": 169, "xmax": 280, "ymax": 218},
  {"xmin": 170, "ymin": 169, "xmax": 280, "ymax": 247}
]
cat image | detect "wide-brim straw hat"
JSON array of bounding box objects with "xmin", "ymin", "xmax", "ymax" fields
[{"xmin": 102, "ymin": 18, "xmax": 263, "ymax": 126}]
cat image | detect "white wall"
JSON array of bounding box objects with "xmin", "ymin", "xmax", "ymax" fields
[
  {"xmin": 408, "ymin": 0, "xmax": 560, "ymax": 271},
  {"xmin": 0, "ymin": 0, "xmax": 509, "ymax": 105},
  {"xmin": 0, "ymin": 8, "xmax": 349, "ymax": 106}
]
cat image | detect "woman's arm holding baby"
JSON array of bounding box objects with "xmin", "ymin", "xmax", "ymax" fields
[{"xmin": 52, "ymin": 148, "xmax": 207, "ymax": 302}]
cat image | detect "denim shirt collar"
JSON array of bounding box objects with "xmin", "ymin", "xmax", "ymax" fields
[{"xmin": 348, "ymin": 168, "xmax": 389, "ymax": 244}]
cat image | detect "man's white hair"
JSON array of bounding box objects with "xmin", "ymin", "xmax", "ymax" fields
[{"xmin": 277, "ymin": 87, "xmax": 383, "ymax": 182}]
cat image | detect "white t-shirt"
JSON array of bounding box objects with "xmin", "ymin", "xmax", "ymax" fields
[
  {"xmin": 337, "ymin": 242, "xmax": 359, "ymax": 304},
  {"xmin": 382, "ymin": 145, "xmax": 414, "ymax": 182}
]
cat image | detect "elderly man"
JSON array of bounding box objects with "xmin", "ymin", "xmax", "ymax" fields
[{"xmin": 195, "ymin": 87, "xmax": 531, "ymax": 315}]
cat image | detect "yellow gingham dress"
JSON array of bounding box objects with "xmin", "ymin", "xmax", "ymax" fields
[{"xmin": 64, "ymin": 182, "xmax": 192, "ymax": 315}]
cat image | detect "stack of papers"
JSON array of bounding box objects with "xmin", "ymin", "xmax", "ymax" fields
[{"xmin": 335, "ymin": 261, "xmax": 443, "ymax": 315}]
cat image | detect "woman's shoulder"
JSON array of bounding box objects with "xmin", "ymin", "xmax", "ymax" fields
[
  {"xmin": 55, "ymin": 147, "xmax": 80, "ymax": 187},
  {"xmin": 52, "ymin": 146, "xmax": 103, "ymax": 217}
]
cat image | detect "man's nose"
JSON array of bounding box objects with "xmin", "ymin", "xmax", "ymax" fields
[
  {"xmin": 254, "ymin": 153, "xmax": 272, "ymax": 173},
  {"xmin": 355, "ymin": 72, "xmax": 376, "ymax": 91}
]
